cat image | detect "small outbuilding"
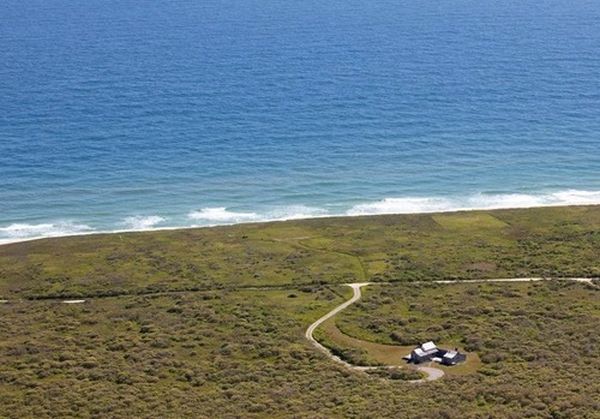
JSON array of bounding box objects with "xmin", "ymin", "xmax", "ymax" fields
[{"xmin": 441, "ymin": 350, "xmax": 466, "ymax": 366}]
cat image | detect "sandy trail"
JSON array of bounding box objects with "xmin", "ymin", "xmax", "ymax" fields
[
  {"xmin": 305, "ymin": 283, "xmax": 444, "ymax": 383},
  {"xmin": 305, "ymin": 277, "xmax": 598, "ymax": 382}
]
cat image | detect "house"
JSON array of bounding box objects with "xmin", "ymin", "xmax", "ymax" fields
[
  {"xmin": 407, "ymin": 341, "xmax": 466, "ymax": 366},
  {"xmin": 409, "ymin": 341, "xmax": 439, "ymax": 364}
]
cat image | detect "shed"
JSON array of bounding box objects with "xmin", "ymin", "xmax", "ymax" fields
[{"xmin": 441, "ymin": 350, "xmax": 466, "ymax": 366}]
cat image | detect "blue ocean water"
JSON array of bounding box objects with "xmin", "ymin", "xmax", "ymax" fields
[{"xmin": 1, "ymin": 0, "xmax": 600, "ymax": 242}]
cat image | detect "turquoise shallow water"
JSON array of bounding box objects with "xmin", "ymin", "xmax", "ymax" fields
[{"xmin": 1, "ymin": 0, "xmax": 600, "ymax": 242}]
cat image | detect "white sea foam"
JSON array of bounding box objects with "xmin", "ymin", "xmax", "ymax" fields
[
  {"xmin": 347, "ymin": 197, "xmax": 455, "ymax": 215},
  {"xmin": 187, "ymin": 205, "xmax": 328, "ymax": 225},
  {"xmin": 122, "ymin": 215, "xmax": 166, "ymax": 230},
  {"xmin": 346, "ymin": 190, "xmax": 600, "ymax": 215},
  {"xmin": 1, "ymin": 190, "xmax": 599, "ymax": 246},
  {"xmin": 264, "ymin": 205, "xmax": 329, "ymax": 221},
  {"xmin": 188, "ymin": 207, "xmax": 258, "ymax": 223},
  {"xmin": 0, "ymin": 221, "xmax": 94, "ymax": 243}
]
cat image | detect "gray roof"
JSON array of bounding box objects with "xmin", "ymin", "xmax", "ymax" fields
[
  {"xmin": 421, "ymin": 341, "xmax": 437, "ymax": 351},
  {"xmin": 443, "ymin": 351, "xmax": 458, "ymax": 359}
]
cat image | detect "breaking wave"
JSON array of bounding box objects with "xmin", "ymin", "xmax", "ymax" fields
[
  {"xmin": 122, "ymin": 215, "xmax": 166, "ymax": 230},
  {"xmin": 346, "ymin": 190, "xmax": 600, "ymax": 215},
  {"xmin": 188, "ymin": 207, "xmax": 258, "ymax": 223},
  {"xmin": 0, "ymin": 221, "xmax": 94, "ymax": 244},
  {"xmin": 1, "ymin": 190, "xmax": 599, "ymax": 245},
  {"xmin": 187, "ymin": 205, "xmax": 327, "ymax": 225}
]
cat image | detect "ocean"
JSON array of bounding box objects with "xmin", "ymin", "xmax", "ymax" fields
[{"xmin": 1, "ymin": 0, "xmax": 600, "ymax": 243}]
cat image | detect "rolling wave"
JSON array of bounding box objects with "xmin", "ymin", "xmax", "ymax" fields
[
  {"xmin": 187, "ymin": 205, "xmax": 327, "ymax": 225},
  {"xmin": 0, "ymin": 221, "xmax": 93, "ymax": 244},
  {"xmin": 122, "ymin": 215, "xmax": 167, "ymax": 230},
  {"xmin": 188, "ymin": 208, "xmax": 258, "ymax": 223},
  {"xmin": 346, "ymin": 190, "xmax": 600, "ymax": 215},
  {"xmin": 1, "ymin": 190, "xmax": 599, "ymax": 244}
]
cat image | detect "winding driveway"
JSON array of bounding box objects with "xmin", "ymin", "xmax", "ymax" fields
[
  {"xmin": 305, "ymin": 277, "xmax": 598, "ymax": 382},
  {"xmin": 305, "ymin": 282, "xmax": 444, "ymax": 383}
]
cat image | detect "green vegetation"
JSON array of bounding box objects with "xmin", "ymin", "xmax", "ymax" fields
[
  {"xmin": 315, "ymin": 310, "xmax": 480, "ymax": 376},
  {"xmin": 366, "ymin": 367, "xmax": 424, "ymax": 381},
  {"xmin": 1, "ymin": 205, "xmax": 600, "ymax": 300},
  {"xmin": 336, "ymin": 281, "xmax": 600, "ymax": 410},
  {"xmin": 0, "ymin": 206, "xmax": 599, "ymax": 417},
  {"xmin": 1, "ymin": 281, "xmax": 598, "ymax": 417}
]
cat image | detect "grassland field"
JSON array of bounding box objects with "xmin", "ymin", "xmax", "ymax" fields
[{"xmin": 1, "ymin": 205, "xmax": 599, "ymax": 418}]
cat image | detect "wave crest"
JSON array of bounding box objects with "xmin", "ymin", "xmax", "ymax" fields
[
  {"xmin": 0, "ymin": 221, "xmax": 94, "ymax": 242},
  {"xmin": 264, "ymin": 205, "xmax": 328, "ymax": 221},
  {"xmin": 347, "ymin": 190, "xmax": 600, "ymax": 215},
  {"xmin": 188, "ymin": 208, "xmax": 258, "ymax": 223},
  {"xmin": 187, "ymin": 205, "xmax": 328, "ymax": 225},
  {"xmin": 1, "ymin": 190, "xmax": 599, "ymax": 245},
  {"xmin": 122, "ymin": 215, "xmax": 166, "ymax": 230}
]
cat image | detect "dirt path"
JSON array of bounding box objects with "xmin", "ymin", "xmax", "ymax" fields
[
  {"xmin": 431, "ymin": 277, "xmax": 598, "ymax": 290},
  {"xmin": 433, "ymin": 277, "xmax": 596, "ymax": 285},
  {"xmin": 305, "ymin": 282, "xmax": 444, "ymax": 383},
  {"xmin": 304, "ymin": 277, "xmax": 598, "ymax": 382}
]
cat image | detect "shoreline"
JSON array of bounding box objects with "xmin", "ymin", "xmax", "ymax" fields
[{"xmin": 1, "ymin": 202, "xmax": 599, "ymax": 248}]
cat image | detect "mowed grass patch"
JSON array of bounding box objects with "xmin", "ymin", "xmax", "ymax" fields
[
  {"xmin": 433, "ymin": 213, "xmax": 508, "ymax": 230},
  {"xmin": 314, "ymin": 286, "xmax": 481, "ymax": 376},
  {"xmin": 314, "ymin": 318, "xmax": 414, "ymax": 366},
  {"xmin": 336, "ymin": 281, "xmax": 599, "ymax": 378}
]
